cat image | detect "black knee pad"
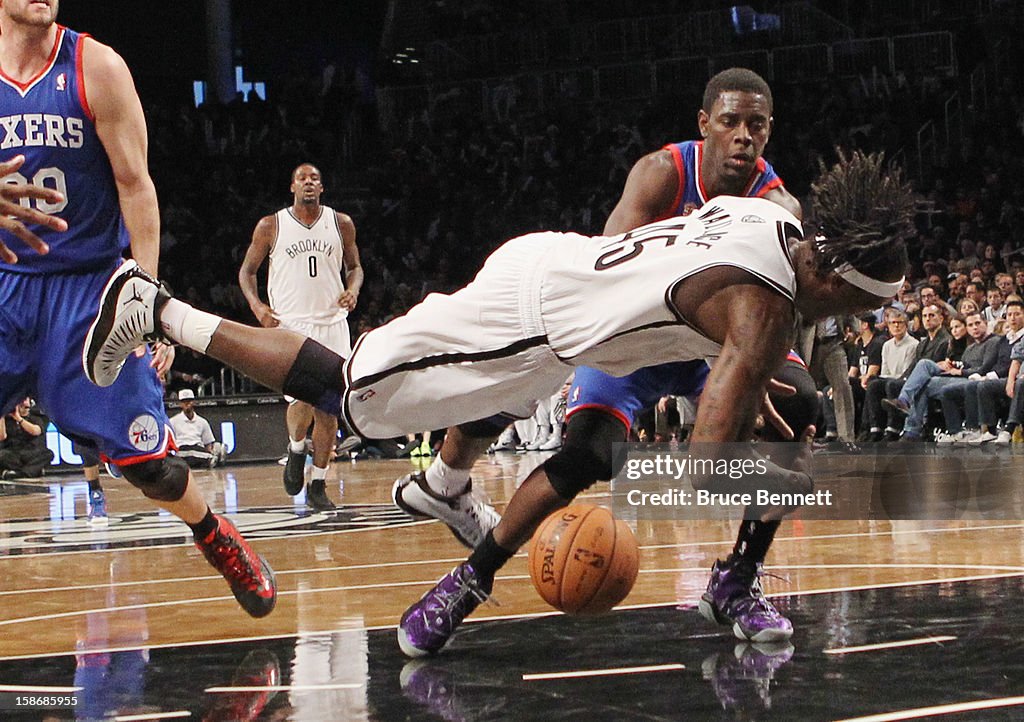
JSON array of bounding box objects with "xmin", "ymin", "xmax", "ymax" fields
[
  {"xmin": 457, "ymin": 415, "xmax": 510, "ymax": 439},
  {"xmin": 283, "ymin": 338, "xmax": 345, "ymax": 416},
  {"xmin": 120, "ymin": 455, "xmax": 190, "ymax": 502},
  {"xmin": 764, "ymin": 360, "xmax": 819, "ymax": 441},
  {"xmin": 544, "ymin": 408, "xmax": 627, "ymax": 500}
]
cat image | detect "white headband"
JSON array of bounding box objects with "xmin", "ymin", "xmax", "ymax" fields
[{"xmin": 834, "ymin": 262, "xmax": 904, "ymax": 298}]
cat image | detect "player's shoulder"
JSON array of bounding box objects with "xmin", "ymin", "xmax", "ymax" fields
[
  {"xmin": 251, "ymin": 213, "xmax": 278, "ymax": 242},
  {"xmin": 78, "ymin": 35, "xmax": 127, "ymax": 75},
  {"xmin": 333, "ymin": 209, "xmax": 356, "ymax": 235}
]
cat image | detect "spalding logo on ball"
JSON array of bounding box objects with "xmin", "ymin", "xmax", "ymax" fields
[{"xmin": 528, "ymin": 503, "xmax": 639, "ymax": 614}]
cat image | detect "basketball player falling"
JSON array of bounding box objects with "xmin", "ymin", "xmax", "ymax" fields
[
  {"xmin": 85, "ymin": 150, "xmax": 911, "ymax": 654},
  {"xmin": 239, "ymin": 163, "xmax": 363, "ymax": 511}
]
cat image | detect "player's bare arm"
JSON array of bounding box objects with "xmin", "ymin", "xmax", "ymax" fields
[
  {"xmin": 337, "ymin": 211, "xmax": 362, "ymax": 311},
  {"xmin": 603, "ymin": 150, "xmax": 679, "ymax": 235},
  {"xmin": 674, "ymin": 268, "xmax": 795, "ymax": 443},
  {"xmin": 0, "ymin": 155, "xmax": 69, "ymax": 263},
  {"xmin": 239, "ymin": 214, "xmax": 279, "ymax": 328},
  {"xmin": 82, "ymin": 38, "xmax": 159, "ymax": 275},
  {"xmin": 673, "ymin": 269, "xmax": 812, "ymax": 497}
]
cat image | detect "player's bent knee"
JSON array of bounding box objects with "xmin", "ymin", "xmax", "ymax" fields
[
  {"xmin": 120, "ymin": 455, "xmax": 190, "ymax": 502},
  {"xmin": 544, "ymin": 409, "xmax": 627, "ymax": 500},
  {"xmin": 282, "ymin": 338, "xmax": 345, "ymax": 416}
]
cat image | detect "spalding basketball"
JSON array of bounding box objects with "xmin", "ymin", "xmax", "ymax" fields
[{"xmin": 528, "ymin": 504, "xmax": 639, "ymax": 614}]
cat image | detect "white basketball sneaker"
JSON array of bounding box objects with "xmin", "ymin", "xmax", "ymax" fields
[
  {"xmin": 392, "ymin": 471, "xmax": 500, "ymax": 549},
  {"xmin": 83, "ymin": 260, "xmax": 168, "ymax": 387}
]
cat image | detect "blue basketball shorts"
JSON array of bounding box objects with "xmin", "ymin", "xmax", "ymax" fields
[
  {"xmin": 0, "ymin": 265, "xmax": 172, "ymax": 464},
  {"xmin": 566, "ymin": 360, "xmax": 710, "ymax": 430}
]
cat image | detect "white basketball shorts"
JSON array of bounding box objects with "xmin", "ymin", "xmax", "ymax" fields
[{"xmin": 342, "ymin": 234, "xmax": 573, "ymax": 439}]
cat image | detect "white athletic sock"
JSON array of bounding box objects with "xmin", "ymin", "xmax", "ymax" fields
[
  {"xmin": 159, "ymin": 298, "xmax": 222, "ymax": 354},
  {"xmin": 289, "ymin": 439, "xmax": 306, "ymax": 454},
  {"xmin": 425, "ymin": 456, "xmax": 471, "ymax": 497},
  {"xmin": 311, "ymin": 465, "xmax": 328, "ymax": 480}
]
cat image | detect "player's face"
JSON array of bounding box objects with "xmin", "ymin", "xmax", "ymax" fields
[
  {"xmin": 1, "ymin": 0, "xmax": 58, "ymax": 27},
  {"xmin": 698, "ymin": 90, "xmax": 772, "ymax": 181},
  {"xmin": 290, "ymin": 166, "xmax": 323, "ymax": 205}
]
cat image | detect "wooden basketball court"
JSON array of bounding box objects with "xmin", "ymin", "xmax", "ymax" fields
[{"xmin": 1, "ymin": 448, "xmax": 1023, "ymax": 720}]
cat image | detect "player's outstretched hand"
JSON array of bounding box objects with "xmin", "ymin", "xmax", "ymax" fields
[{"xmin": 0, "ymin": 155, "xmax": 69, "ymax": 263}]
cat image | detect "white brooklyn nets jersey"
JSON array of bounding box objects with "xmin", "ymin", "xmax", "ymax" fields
[
  {"xmin": 268, "ymin": 206, "xmax": 348, "ymax": 326},
  {"xmin": 344, "ymin": 195, "xmax": 800, "ymax": 438}
]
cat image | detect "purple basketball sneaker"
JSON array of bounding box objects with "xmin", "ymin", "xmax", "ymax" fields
[
  {"xmin": 698, "ymin": 558, "xmax": 792, "ymax": 642},
  {"xmin": 398, "ymin": 563, "xmax": 491, "ymax": 657}
]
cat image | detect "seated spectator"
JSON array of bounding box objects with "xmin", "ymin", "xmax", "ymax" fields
[
  {"xmin": 983, "ymin": 286, "xmax": 1006, "ymax": 332},
  {"xmin": 957, "ymin": 297, "xmax": 980, "ymax": 317},
  {"xmin": 850, "ymin": 313, "xmax": 885, "ymax": 437},
  {"xmin": 863, "ymin": 311, "xmax": 919, "ymax": 441},
  {"xmin": 0, "ymin": 397, "xmax": 53, "ymax": 479},
  {"xmin": 931, "ymin": 313, "xmax": 1007, "ymax": 442},
  {"xmin": 889, "ymin": 313, "xmax": 980, "ymax": 441},
  {"xmin": 882, "ymin": 304, "xmax": 952, "ymax": 434},
  {"xmin": 169, "ymin": 390, "xmax": 226, "ymax": 469},
  {"xmin": 966, "ymin": 299, "xmax": 1024, "ymax": 443},
  {"xmin": 995, "ymin": 272, "xmax": 1016, "ymax": 299}
]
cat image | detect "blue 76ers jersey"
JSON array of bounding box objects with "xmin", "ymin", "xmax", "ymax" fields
[
  {"xmin": 659, "ymin": 140, "xmax": 784, "ymax": 219},
  {"xmin": 0, "ymin": 26, "xmax": 129, "ymax": 274}
]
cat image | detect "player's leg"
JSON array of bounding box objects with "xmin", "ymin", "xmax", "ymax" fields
[
  {"xmin": 698, "ymin": 358, "xmax": 816, "ymax": 643},
  {"xmin": 393, "ymin": 420, "xmax": 504, "ymax": 549},
  {"xmin": 56, "ymin": 268, "xmax": 276, "ymax": 617},
  {"xmin": 397, "ymin": 364, "xmax": 693, "ymax": 656},
  {"xmin": 397, "ymin": 406, "xmax": 626, "ymax": 657},
  {"xmin": 76, "ymin": 444, "xmax": 108, "ymax": 527},
  {"xmin": 306, "ymin": 407, "xmax": 339, "ymax": 511},
  {"xmin": 283, "ymin": 400, "xmax": 314, "ymax": 496},
  {"xmin": 84, "ymin": 261, "xmax": 345, "ymax": 415}
]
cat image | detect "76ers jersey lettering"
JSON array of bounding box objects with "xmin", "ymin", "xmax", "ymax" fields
[{"xmin": 0, "ymin": 27, "xmax": 129, "ymax": 274}]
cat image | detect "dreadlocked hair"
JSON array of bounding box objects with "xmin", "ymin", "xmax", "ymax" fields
[{"xmin": 810, "ymin": 149, "xmax": 914, "ymax": 282}]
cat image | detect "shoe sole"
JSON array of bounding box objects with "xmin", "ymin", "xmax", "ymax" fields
[
  {"xmin": 397, "ymin": 625, "xmax": 441, "ymax": 658},
  {"xmin": 733, "ymin": 623, "xmax": 793, "ymax": 643},
  {"xmin": 699, "ymin": 595, "xmax": 792, "ymax": 642},
  {"xmin": 82, "ymin": 260, "xmax": 137, "ymax": 387},
  {"xmin": 698, "ymin": 596, "xmax": 728, "ymax": 626},
  {"xmin": 391, "ymin": 477, "xmax": 475, "ymax": 550},
  {"xmin": 236, "ymin": 557, "xmax": 277, "ymax": 619}
]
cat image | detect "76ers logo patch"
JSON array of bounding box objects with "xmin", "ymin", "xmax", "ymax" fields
[{"xmin": 128, "ymin": 414, "xmax": 160, "ymax": 452}]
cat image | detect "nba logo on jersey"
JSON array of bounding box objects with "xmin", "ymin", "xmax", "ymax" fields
[{"xmin": 55, "ymin": 72, "xmax": 66, "ymax": 91}]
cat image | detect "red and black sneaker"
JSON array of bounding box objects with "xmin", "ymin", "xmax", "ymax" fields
[{"xmin": 196, "ymin": 515, "xmax": 277, "ymax": 618}]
